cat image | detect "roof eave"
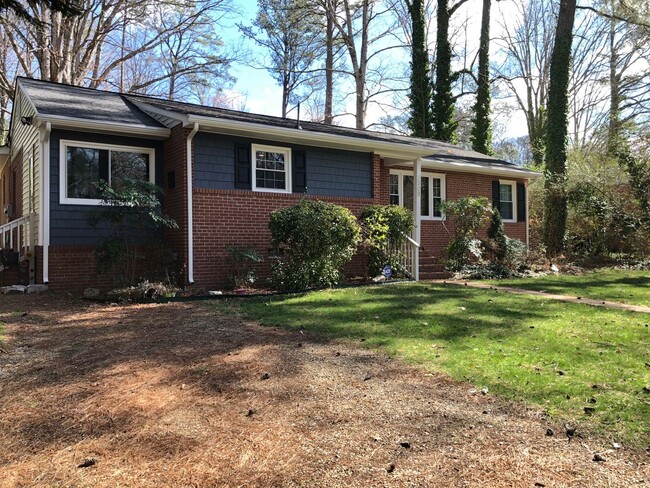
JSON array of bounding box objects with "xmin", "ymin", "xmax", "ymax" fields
[
  {"xmin": 185, "ymin": 114, "xmax": 434, "ymax": 159},
  {"xmin": 34, "ymin": 114, "xmax": 171, "ymax": 138},
  {"xmin": 421, "ymin": 158, "xmax": 542, "ymax": 179}
]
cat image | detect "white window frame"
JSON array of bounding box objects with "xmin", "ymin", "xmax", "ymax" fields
[
  {"xmin": 251, "ymin": 143, "xmax": 292, "ymax": 194},
  {"xmin": 389, "ymin": 169, "xmax": 446, "ymax": 221},
  {"xmin": 498, "ymin": 179, "xmax": 517, "ymax": 223},
  {"xmin": 59, "ymin": 139, "xmax": 155, "ymax": 205}
]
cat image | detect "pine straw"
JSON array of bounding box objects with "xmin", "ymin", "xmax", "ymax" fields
[{"xmin": 0, "ymin": 295, "xmax": 647, "ymax": 487}]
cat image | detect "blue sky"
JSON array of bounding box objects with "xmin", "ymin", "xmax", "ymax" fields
[{"xmin": 219, "ymin": 0, "xmax": 529, "ymax": 137}]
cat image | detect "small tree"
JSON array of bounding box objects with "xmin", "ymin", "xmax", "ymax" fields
[
  {"xmin": 226, "ymin": 245, "xmax": 263, "ymax": 289},
  {"xmin": 88, "ymin": 180, "xmax": 178, "ymax": 285},
  {"xmin": 269, "ymin": 199, "xmax": 361, "ymax": 290},
  {"xmin": 486, "ymin": 209, "xmax": 507, "ymax": 262},
  {"xmin": 360, "ymin": 205, "xmax": 414, "ymax": 277},
  {"xmin": 442, "ymin": 197, "xmax": 492, "ymax": 270}
]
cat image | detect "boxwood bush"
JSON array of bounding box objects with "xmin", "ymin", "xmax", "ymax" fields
[{"xmin": 269, "ymin": 199, "xmax": 361, "ymax": 290}]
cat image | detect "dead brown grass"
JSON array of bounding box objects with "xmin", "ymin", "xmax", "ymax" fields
[{"xmin": 0, "ymin": 295, "xmax": 647, "ymax": 487}]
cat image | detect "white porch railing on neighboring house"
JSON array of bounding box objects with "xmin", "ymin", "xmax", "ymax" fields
[
  {"xmin": 0, "ymin": 213, "xmax": 35, "ymax": 253},
  {"xmin": 1, "ymin": 213, "xmax": 36, "ymax": 284},
  {"xmin": 385, "ymin": 233, "xmax": 420, "ymax": 280}
]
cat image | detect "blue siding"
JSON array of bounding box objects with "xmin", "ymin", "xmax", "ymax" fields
[
  {"xmin": 193, "ymin": 133, "xmax": 372, "ymax": 198},
  {"xmin": 50, "ymin": 130, "xmax": 164, "ymax": 246}
]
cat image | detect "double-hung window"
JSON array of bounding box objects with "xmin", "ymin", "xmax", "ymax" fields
[
  {"xmin": 251, "ymin": 144, "xmax": 292, "ymax": 193},
  {"xmin": 389, "ymin": 170, "xmax": 445, "ymax": 220},
  {"xmin": 498, "ymin": 180, "xmax": 516, "ymax": 222},
  {"xmin": 60, "ymin": 140, "xmax": 154, "ymax": 205}
]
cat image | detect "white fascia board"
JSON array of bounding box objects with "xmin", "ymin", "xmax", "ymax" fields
[
  {"xmin": 185, "ymin": 114, "xmax": 434, "ymax": 159},
  {"xmin": 33, "ymin": 114, "xmax": 171, "ymax": 139},
  {"xmin": 421, "ymin": 159, "xmax": 542, "ymax": 180},
  {"xmin": 16, "ymin": 79, "xmax": 39, "ymax": 115}
]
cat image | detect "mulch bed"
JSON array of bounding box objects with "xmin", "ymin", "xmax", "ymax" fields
[{"xmin": 0, "ymin": 295, "xmax": 647, "ymax": 487}]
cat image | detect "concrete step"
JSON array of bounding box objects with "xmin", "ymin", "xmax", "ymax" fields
[
  {"xmin": 420, "ymin": 264, "xmax": 447, "ymax": 273},
  {"xmin": 419, "ymin": 271, "xmax": 452, "ymax": 280}
]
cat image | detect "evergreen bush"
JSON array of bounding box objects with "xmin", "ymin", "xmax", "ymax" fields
[{"xmin": 268, "ymin": 199, "xmax": 361, "ymax": 290}]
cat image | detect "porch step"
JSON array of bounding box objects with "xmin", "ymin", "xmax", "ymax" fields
[
  {"xmin": 419, "ymin": 271, "xmax": 452, "ymax": 280},
  {"xmin": 420, "ymin": 263, "xmax": 446, "ymax": 273}
]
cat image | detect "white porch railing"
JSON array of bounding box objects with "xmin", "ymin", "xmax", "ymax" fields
[
  {"xmin": 385, "ymin": 233, "xmax": 420, "ymax": 280},
  {"xmin": 0, "ymin": 213, "xmax": 35, "ymax": 253}
]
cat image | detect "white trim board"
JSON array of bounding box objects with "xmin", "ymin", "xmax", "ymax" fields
[{"xmin": 59, "ymin": 139, "xmax": 156, "ymax": 206}]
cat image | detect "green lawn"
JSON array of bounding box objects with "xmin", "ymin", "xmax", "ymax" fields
[
  {"xmin": 488, "ymin": 269, "xmax": 650, "ymax": 307},
  {"xmin": 237, "ymin": 282, "xmax": 650, "ymax": 445}
]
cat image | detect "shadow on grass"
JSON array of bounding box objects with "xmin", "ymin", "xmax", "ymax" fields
[
  {"xmin": 241, "ymin": 283, "xmax": 551, "ymax": 344},
  {"xmin": 495, "ymin": 273, "xmax": 650, "ymax": 305}
]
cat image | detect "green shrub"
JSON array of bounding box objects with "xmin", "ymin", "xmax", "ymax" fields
[
  {"xmin": 268, "ymin": 199, "xmax": 361, "ymax": 290},
  {"xmin": 503, "ymin": 237, "xmax": 528, "ymax": 270},
  {"xmin": 360, "ymin": 205, "xmax": 414, "ymax": 277},
  {"xmin": 486, "ymin": 209, "xmax": 507, "ymax": 263},
  {"xmin": 226, "ymin": 245, "xmax": 263, "ymax": 289},
  {"xmin": 442, "ymin": 197, "xmax": 492, "ymax": 270}
]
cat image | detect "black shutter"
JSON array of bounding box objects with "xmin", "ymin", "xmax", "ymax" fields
[
  {"xmin": 517, "ymin": 182, "xmax": 526, "ymax": 222},
  {"xmin": 292, "ymin": 150, "xmax": 307, "ymax": 193},
  {"xmin": 234, "ymin": 143, "xmax": 251, "ymax": 189},
  {"xmin": 491, "ymin": 180, "xmax": 500, "ymax": 211}
]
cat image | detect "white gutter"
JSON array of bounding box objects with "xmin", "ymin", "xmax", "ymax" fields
[
  {"xmin": 186, "ymin": 114, "xmax": 434, "ymax": 160},
  {"xmin": 185, "ymin": 114, "xmax": 541, "ymax": 180},
  {"xmin": 417, "ymin": 159, "xmax": 541, "ymax": 180},
  {"xmin": 186, "ymin": 122, "xmax": 199, "ymax": 284},
  {"xmin": 413, "ymin": 159, "xmax": 422, "ymax": 281},
  {"xmin": 39, "ymin": 121, "xmax": 51, "ymax": 283},
  {"xmin": 34, "ymin": 114, "xmax": 170, "ymax": 139}
]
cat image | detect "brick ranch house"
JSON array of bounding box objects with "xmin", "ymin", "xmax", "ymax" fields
[{"xmin": 0, "ymin": 77, "xmax": 540, "ymax": 292}]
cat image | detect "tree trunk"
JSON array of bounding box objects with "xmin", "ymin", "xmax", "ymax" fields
[
  {"xmin": 432, "ymin": 0, "xmax": 457, "ymax": 142},
  {"xmin": 543, "ymin": 0, "xmax": 576, "ymax": 257},
  {"xmin": 407, "ymin": 0, "xmax": 433, "ymax": 138},
  {"xmin": 324, "ymin": 13, "xmax": 334, "ymax": 125},
  {"xmin": 607, "ymin": 9, "xmax": 620, "ymax": 153}
]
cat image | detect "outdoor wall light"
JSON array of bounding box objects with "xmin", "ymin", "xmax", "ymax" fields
[{"xmin": 20, "ymin": 116, "xmax": 33, "ymax": 126}]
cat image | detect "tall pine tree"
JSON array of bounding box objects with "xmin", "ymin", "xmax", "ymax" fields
[
  {"xmin": 407, "ymin": 0, "xmax": 434, "ymax": 138},
  {"xmin": 470, "ymin": 0, "xmax": 493, "ymax": 155},
  {"xmin": 432, "ymin": 0, "xmax": 467, "ymax": 142}
]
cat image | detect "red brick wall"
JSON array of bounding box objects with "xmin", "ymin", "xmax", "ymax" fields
[
  {"xmin": 416, "ymin": 169, "xmax": 527, "ymax": 261},
  {"xmin": 192, "ymin": 189, "xmax": 375, "ymax": 289},
  {"xmin": 46, "ymin": 245, "xmax": 175, "ymax": 293},
  {"xmin": 190, "ymin": 162, "xmax": 528, "ymax": 289},
  {"xmin": 162, "ymin": 124, "xmax": 191, "ymax": 284}
]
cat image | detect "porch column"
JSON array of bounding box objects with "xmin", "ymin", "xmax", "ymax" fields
[{"xmin": 413, "ymin": 158, "xmax": 422, "ymax": 281}]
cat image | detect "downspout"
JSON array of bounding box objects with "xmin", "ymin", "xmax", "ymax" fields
[
  {"xmin": 525, "ymin": 181, "xmax": 530, "ymax": 250},
  {"xmin": 413, "ymin": 158, "xmax": 422, "ymax": 281},
  {"xmin": 39, "ymin": 121, "xmax": 51, "ymax": 283},
  {"xmin": 186, "ymin": 122, "xmax": 199, "ymax": 284}
]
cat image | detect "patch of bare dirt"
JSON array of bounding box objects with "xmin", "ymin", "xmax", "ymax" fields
[{"xmin": 0, "ymin": 295, "xmax": 647, "ymax": 487}]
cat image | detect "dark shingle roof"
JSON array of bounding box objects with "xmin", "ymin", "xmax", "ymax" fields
[
  {"xmin": 129, "ymin": 95, "xmax": 530, "ymax": 172},
  {"xmin": 18, "ymin": 77, "xmax": 536, "ymax": 174},
  {"xmin": 18, "ymin": 77, "xmax": 164, "ymax": 128}
]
